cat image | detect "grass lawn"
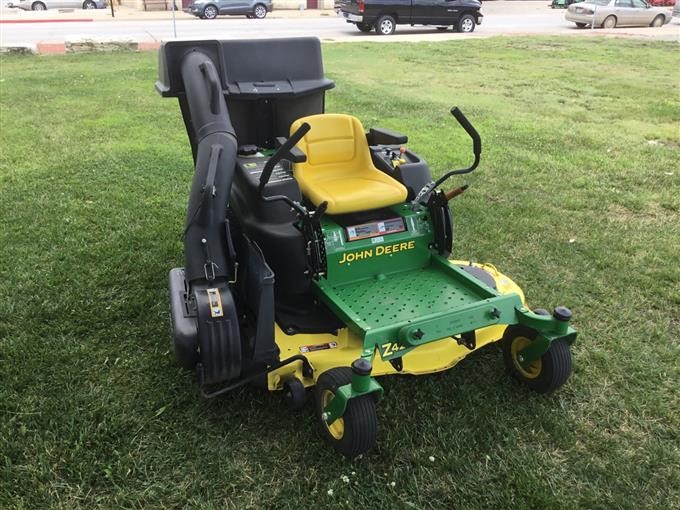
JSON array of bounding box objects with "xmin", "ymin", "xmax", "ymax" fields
[{"xmin": 1, "ymin": 36, "xmax": 679, "ymax": 509}]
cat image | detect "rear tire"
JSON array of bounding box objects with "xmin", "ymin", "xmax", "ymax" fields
[
  {"xmin": 83, "ymin": 0, "xmax": 96, "ymax": 8},
  {"xmin": 458, "ymin": 14, "xmax": 476, "ymax": 33},
  {"xmin": 356, "ymin": 22, "xmax": 373, "ymax": 32},
  {"xmin": 253, "ymin": 3, "xmax": 267, "ymax": 18},
  {"xmin": 502, "ymin": 325, "xmax": 573, "ymax": 393},
  {"xmin": 651, "ymin": 15, "xmax": 664, "ymax": 27},
  {"xmin": 203, "ymin": 4, "xmax": 218, "ymax": 19},
  {"xmin": 602, "ymin": 15, "xmax": 617, "ymax": 28},
  {"xmin": 315, "ymin": 367, "xmax": 378, "ymax": 458},
  {"xmin": 31, "ymin": 1, "xmax": 46, "ymax": 9},
  {"xmin": 375, "ymin": 14, "xmax": 396, "ymax": 35}
]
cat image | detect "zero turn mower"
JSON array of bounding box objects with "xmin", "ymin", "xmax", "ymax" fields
[{"xmin": 156, "ymin": 37, "xmax": 577, "ymax": 457}]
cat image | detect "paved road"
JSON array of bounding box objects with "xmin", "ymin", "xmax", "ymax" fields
[{"xmin": 1, "ymin": 3, "xmax": 678, "ymax": 45}]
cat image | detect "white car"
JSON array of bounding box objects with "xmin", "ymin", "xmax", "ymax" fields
[
  {"xmin": 8, "ymin": 0, "xmax": 107, "ymax": 9},
  {"xmin": 566, "ymin": 0, "xmax": 672, "ymax": 28}
]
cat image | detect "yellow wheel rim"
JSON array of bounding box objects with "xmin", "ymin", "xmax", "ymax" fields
[
  {"xmin": 321, "ymin": 390, "xmax": 345, "ymax": 440},
  {"xmin": 511, "ymin": 336, "xmax": 542, "ymax": 379}
]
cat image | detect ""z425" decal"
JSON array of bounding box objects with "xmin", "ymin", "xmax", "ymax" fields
[{"xmin": 379, "ymin": 342, "xmax": 407, "ymax": 358}]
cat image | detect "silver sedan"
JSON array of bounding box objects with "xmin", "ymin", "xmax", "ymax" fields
[
  {"xmin": 566, "ymin": 0, "xmax": 672, "ymax": 28},
  {"xmin": 8, "ymin": 0, "xmax": 107, "ymax": 9}
]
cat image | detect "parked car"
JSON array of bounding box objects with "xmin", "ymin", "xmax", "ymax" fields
[
  {"xmin": 337, "ymin": 0, "xmax": 483, "ymax": 35},
  {"xmin": 566, "ymin": 0, "xmax": 671, "ymax": 27},
  {"xmin": 551, "ymin": 0, "xmax": 582, "ymax": 9},
  {"xmin": 185, "ymin": 0, "xmax": 272, "ymax": 19},
  {"xmin": 8, "ymin": 0, "xmax": 106, "ymax": 9}
]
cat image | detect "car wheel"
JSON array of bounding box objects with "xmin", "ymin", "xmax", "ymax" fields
[
  {"xmin": 31, "ymin": 1, "xmax": 46, "ymax": 9},
  {"xmin": 82, "ymin": 0, "xmax": 96, "ymax": 8},
  {"xmin": 458, "ymin": 14, "xmax": 476, "ymax": 33},
  {"xmin": 650, "ymin": 14, "xmax": 664, "ymax": 27},
  {"xmin": 253, "ymin": 3, "xmax": 267, "ymax": 18},
  {"xmin": 356, "ymin": 22, "xmax": 373, "ymax": 32},
  {"xmin": 375, "ymin": 14, "xmax": 396, "ymax": 35},
  {"xmin": 436, "ymin": 26, "xmax": 449, "ymax": 31},
  {"xmin": 202, "ymin": 4, "xmax": 218, "ymax": 19},
  {"xmin": 602, "ymin": 15, "xmax": 617, "ymax": 28},
  {"xmin": 575, "ymin": 22, "xmax": 587, "ymax": 28}
]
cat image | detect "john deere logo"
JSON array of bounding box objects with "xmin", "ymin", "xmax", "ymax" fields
[{"xmin": 338, "ymin": 241, "xmax": 415, "ymax": 265}]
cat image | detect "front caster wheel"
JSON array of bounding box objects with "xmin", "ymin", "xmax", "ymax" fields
[
  {"xmin": 283, "ymin": 377, "xmax": 306, "ymax": 411},
  {"xmin": 502, "ymin": 325, "xmax": 572, "ymax": 393},
  {"xmin": 315, "ymin": 367, "xmax": 377, "ymax": 458}
]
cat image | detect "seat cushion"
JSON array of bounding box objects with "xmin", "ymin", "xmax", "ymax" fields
[{"xmin": 291, "ymin": 114, "xmax": 407, "ymax": 214}]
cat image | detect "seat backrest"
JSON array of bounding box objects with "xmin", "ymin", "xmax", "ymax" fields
[{"xmin": 291, "ymin": 114, "xmax": 372, "ymax": 179}]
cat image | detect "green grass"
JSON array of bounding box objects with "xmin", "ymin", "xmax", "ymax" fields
[{"xmin": 1, "ymin": 37, "xmax": 679, "ymax": 509}]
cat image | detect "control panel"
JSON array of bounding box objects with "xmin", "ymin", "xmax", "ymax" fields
[{"xmin": 346, "ymin": 217, "xmax": 406, "ymax": 242}]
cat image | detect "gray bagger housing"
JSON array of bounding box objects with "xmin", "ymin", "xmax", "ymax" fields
[{"xmin": 156, "ymin": 38, "xmax": 335, "ymax": 391}]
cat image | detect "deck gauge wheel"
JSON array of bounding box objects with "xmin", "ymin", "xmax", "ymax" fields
[{"xmin": 283, "ymin": 377, "xmax": 307, "ymax": 411}]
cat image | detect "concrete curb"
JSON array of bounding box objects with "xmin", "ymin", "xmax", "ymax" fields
[
  {"xmin": 0, "ymin": 18, "xmax": 94, "ymax": 23},
  {"xmin": 1, "ymin": 40, "xmax": 162, "ymax": 55}
]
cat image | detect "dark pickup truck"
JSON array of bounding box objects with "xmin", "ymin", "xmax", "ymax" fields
[{"xmin": 337, "ymin": 0, "xmax": 483, "ymax": 35}]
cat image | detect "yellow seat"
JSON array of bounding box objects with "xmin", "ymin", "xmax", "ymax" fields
[{"xmin": 290, "ymin": 114, "xmax": 407, "ymax": 215}]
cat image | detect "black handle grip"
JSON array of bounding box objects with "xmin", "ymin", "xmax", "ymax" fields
[
  {"xmin": 259, "ymin": 122, "xmax": 311, "ymax": 194},
  {"xmin": 199, "ymin": 60, "xmax": 222, "ymax": 116},
  {"xmin": 451, "ymin": 106, "xmax": 481, "ymax": 156}
]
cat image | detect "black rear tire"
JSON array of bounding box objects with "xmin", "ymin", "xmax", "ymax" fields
[
  {"xmin": 502, "ymin": 325, "xmax": 572, "ymax": 393},
  {"xmin": 31, "ymin": 1, "xmax": 46, "ymax": 10},
  {"xmin": 315, "ymin": 367, "xmax": 378, "ymax": 458},
  {"xmin": 375, "ymin": 15, "xmax": 396, "ymax": 35}
]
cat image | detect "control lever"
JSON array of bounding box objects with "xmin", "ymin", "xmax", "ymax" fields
[
  {"xmin": 258, "ymin": 123, "xmax": 312, "ymax": 218},
  {"xmin": 412, "ymin": 106, "xmax": 481, "ymax": 207},
  {"xmin": 259, "ymin": 122, "xmax": 310, "ymax": 195}
]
